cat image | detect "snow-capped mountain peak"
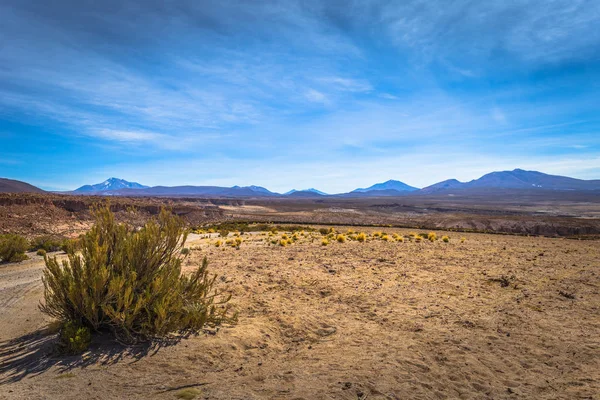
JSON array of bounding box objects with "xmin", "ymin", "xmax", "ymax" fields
[{"xmin": 74, "ymin": 178, "xmax": 149, "ymax": 193}]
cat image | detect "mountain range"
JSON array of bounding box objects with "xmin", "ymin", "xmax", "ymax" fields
[
  {"xmin": 420, "ymin": 169, "xmax": 600, "ymax": 193},
  {"xmin": 2, "ymin": 169, "xmax": 600, "ymax": 197}
]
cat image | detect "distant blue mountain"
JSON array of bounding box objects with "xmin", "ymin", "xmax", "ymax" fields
[
  {"xmin": 232, "ymin": 185, "xmax": 275, "ymax": 195},
  {"xmin": 284, "ymin": 188, "xmax": 328, "ymax": 196},
  {"xmin": 352, "ymin": 179, "xmax": 418, "ymax": 193}
]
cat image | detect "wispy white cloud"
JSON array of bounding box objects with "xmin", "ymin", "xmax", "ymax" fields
[
  {"xmin": 319, "ymin": 77, "xmax": 373, "ymax": 92},
  {"xmin": 304, "ymin": 89, "xmax": 329, "ymax": 104}
]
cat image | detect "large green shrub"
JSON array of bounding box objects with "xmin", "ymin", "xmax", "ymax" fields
[
  {"xmin": 40, "ymin": 204, "xmax": 233, "ymax": 343},
  {"xmin": 0, "ymin": 234, "xmax": 29, "ymax": 263}
]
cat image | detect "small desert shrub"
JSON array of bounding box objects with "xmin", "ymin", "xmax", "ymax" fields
[
  {"xmin": 37, "ymin": 249, "xmax": 47, "ymax": 257},
  {"xmin": 373, "ymin": 232, "xmax": 382, "ymax": 238},
  {"xmin": 279, "ymin": 239, "xmax": 287, "ymax": 247},
  {"xmin": 40, "ymin": 204, "xmax": 233, "ymax": 343},
  {"xmin": 356, "ymin": 232, "xmax": 367, "ymax": 242},
  {"xmin": 381, "ymin": 234, "xmax": 390, "ymax": 241},
  {"xmin": 215, "ymin": 240, "xmax": 222, "ymax": 247},
  {"xmin": 281, "ymin": 233, "xmax": 289, "ymax": 240},
  {"xmin": 409, "ymin": 232, "xmax": 417, "ymax": 237},
  {"xmin": 181, "ymin": 247, "xmax": 191, "ymax": 255},
  {"xmin": 336, "ymin": 234, "xmax": 346, "ymax": 243},
  {"xmin": 235, "ymin": 237, "xmax": 243, "ymax": 246},
  {"xmin": 427, "ymin": 232, "xmax": 437, "ymax": 242},
  {"xmin": 30, "ymin": 235, "xmax": 64, "ymax": 252},
  {"xmin": 0, "ymin": 234, "xmax": 29, "ymax": 263},
  {"xmin": 319, "ymin": 228, "xmax": 329, "ymax": 236},
  {"xmin": 414, "ymin": 235, "xmax": 422, "ymax": 243},
  {"xmin": 329, "ymin": 227, "xmax": 335, "ymax": 234},
  {"xmin": 347, "ymin": 229, "xmax": 355, "ymax": 234},
  {"xmin": 59, "ymin": 321, "xmax": 91, "ymax": 354},
  {"xmin": 397, "ymin": 236, "xmax": 404, "ymax": 243},
  {"xmin": 460, "ymin": 237, "xmax": 466, "ymax": 243},
  {"xmin": 321, "ymin": 239, "xmax": 329, "ymax": 246},
  {"xmin": 442, "ymin": 235, "xmax": 450, "ymax": 243}
]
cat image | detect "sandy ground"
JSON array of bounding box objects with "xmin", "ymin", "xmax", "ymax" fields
[{"xmin": 1, "ymin": 228, "xmax": 599, "ymax": 399}]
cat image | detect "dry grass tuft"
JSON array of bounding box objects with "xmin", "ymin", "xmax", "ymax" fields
[{"xmin": 175, "ymin": 388, "xmax": 201, "ymax": 400}]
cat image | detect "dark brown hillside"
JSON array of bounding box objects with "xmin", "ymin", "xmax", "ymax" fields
[{"xmin": 0, "ymin": 178, "xmax": 45, "ymax": 194}]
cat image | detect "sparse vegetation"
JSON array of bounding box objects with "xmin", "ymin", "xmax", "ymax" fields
[
  {"xmin": 0, "ymin": 233, "xmax": 29, "ymax": 263},
  {"xmin": 336, "ymin": 234, "xmax": 346, "ymax": 243},
  {"xmin": 37, "ymin": 248, "xmax": 47, "ymax": 256},
  {"xmin": 356, "ymin": 232, "xmax": 367, "ymax": 242},
  {"xmin": 442, "ymin": 235, "xmax": 450, "ymax": 242},
  {"xmin": 40, "ymin": 204, "xmax": 233, "ymax": 343},
  {"xmin": 428, "ymin": 232, "xmax": 437, "ymax": 242},
  {"xmin": 200, "ymin": 222, "xmax": 313, "ymax": 235},
  {"xmin": 321, "ymin": 238, "xmax": 329, "ymax": 246}
]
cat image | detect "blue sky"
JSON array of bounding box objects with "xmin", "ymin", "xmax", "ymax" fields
[{"xmin": 1, "ymin": 0, "xmax": 599, "ymax": 192}]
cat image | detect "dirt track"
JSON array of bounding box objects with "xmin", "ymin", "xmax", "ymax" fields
[{"xmin": 1, "ymin": 229, "xmax": 599, "ymax": 399}]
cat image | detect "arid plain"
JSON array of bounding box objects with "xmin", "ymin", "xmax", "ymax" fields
[{"xmin": 1, "ymin": 207, "xmax": 599, "ymax": 399}]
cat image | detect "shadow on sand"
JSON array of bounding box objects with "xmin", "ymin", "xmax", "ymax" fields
[{"xmin": 0, "ymin": 327, "xmax": 181, "ymax": 385}]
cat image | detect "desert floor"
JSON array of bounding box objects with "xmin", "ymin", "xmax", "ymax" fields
[{"xmin": 1, "ymin": 228, "xmax": 599, "ymax": 399}]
